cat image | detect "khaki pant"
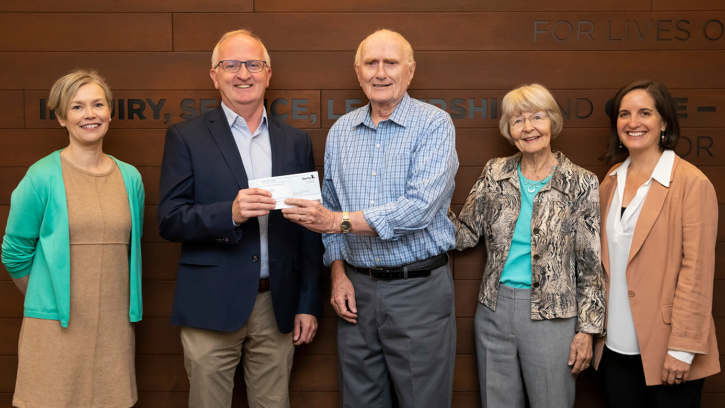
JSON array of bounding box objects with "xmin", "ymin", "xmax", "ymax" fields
[{"xmin": 181, "ymin": 291, "xmax": 294, "ymax": 408}]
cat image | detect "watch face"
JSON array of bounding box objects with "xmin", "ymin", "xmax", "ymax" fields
[{"xmin": 341, "ymin": 220, "xmax": 352, "ymax": 231}]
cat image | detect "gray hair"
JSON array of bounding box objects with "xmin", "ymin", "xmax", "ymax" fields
[
  {"xmin": 211, "ymin": 29, "xmax": 271, "ymax": 69},
  {"xmin": 499, "ymin": 83, "xmax": 564, "ymax": 144}
]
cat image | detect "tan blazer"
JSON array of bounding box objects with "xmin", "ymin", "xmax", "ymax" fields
[{"xmin": 593, "ymin": 155, "xmax": 720, "ymax": 385}]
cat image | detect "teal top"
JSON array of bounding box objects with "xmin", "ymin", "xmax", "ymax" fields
[
  {"xmin": 500, "ymin": 165, "xmax": 554, "ymax": 289},
  {"xmin": 1, "ymin": 151, "xmax": 144, "ymax": 327}
]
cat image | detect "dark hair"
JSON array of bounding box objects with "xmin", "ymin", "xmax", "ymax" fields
[{"xmin": 601, "ymin": 80, "xmax": 680, "ymax": 165}]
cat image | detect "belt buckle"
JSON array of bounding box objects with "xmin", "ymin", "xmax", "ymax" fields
[{"xmin": 368, "ymin": 267, "xmax": 383, "ymax": 280}]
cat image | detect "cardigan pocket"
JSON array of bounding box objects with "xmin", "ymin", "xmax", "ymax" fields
[{"xmin": 661, "ymin": 305, "xmax": 673, "ymax": 325}]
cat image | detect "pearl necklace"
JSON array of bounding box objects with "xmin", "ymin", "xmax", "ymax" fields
[{"xmin": 520, "ymin": 163, "xmax": 557, "ymax": 194}]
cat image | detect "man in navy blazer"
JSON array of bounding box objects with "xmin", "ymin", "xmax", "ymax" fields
[{"xmin": 157, "ymin": 29, "xmax": 322, "ymax": 408}]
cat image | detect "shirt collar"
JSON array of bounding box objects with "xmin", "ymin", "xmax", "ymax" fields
[
  {"xmin": 221, "ymin": 101, "xmax": 268, "ymax": 131},
  {"xmin": 609, "ymin": 150, "xmax": 675, "ymax": 187},
  {"xmin": 353, "ymin": 93, "xmax": 412, "ymax": 129}
]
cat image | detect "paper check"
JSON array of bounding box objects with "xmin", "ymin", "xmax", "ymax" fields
[{"xmin": 247, "ymin": 171, "xmax": 322, "ymax": 210}]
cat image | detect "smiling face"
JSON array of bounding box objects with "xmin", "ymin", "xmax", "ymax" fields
[
  {"xmin": 354, "ymin": 33, "xmax": 415, "ymax": 113},
  {"xmin": 617, "ymin": 89, "xmax": 666, "ymax": 155},
  {"xmin": 210, "ymin": 34, "xmax": 271, "ymax": 114},
  {"xmin": 510, "ymin": 111, "xmax": 552, "ymax": 155},
  {"xmin": 57, "ymin": 82, "xmax": 111, "ymax": 146}
]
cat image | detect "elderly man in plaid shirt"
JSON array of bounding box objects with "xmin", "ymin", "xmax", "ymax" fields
[{"xmin": 282, "ymin": 29, "xmax": 459, "ymax": 408}]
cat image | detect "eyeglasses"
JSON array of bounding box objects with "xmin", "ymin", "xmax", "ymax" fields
[
  {"xmin": 509, "ymin": 112, "xmax": 549, "ymax": 129},
  {"xmin": 216, "ymin": 60, "xmax": 267, "ymax": 73}
]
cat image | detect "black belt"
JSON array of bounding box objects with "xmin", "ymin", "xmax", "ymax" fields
[{"xmin": 351, "ymin": 253, "xmax": 449, "ymax": 280}]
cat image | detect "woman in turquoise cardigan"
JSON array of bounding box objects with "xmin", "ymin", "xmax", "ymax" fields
[{"xmin": 2, "ymin": 70, "xmax": 144, "ymax": 408}]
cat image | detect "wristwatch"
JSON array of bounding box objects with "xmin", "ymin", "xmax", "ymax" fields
[{"xmin": 340, "ymin": 212, "xmax": 352, "ymax": 234}]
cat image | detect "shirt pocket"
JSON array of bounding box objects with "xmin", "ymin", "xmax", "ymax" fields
[
  {"xmin": 542, "ymin": 200, "xmax": 577, "ymax": 235},
  {"xmin": 382, "ymin": 154, "xmax": 410, "ymax": 199}
]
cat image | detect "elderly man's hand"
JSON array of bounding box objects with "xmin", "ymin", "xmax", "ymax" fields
[
  {"xmin": 282, "ymin": 198, "xmax": 338, "ymax": 233},
  {"xmin": 568, "ymin": 332, "xmax": 593, "ymax": 375},
  {"xmin": 232, "ymin": 188, "xmax": 276, "ymax": 225},
  {"xmin": 330, "ymin": 264, "xmax": 357, "ymax": 324},
  {"xmin": 293, "ymin": 314, "xmax": 318, "ymax": 345}
]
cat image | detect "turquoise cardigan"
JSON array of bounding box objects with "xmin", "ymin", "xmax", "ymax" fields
[{"xmin": 1, "ymin": 151, "xmax": 144, "ymax": 327}]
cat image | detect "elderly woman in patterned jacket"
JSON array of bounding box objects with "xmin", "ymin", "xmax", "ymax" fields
[{"xmin": 449, "ymin": 83, "xmax": 606, "ymax": 408}]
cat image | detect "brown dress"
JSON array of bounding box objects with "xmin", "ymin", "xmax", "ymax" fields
[{"xmin": 13, "ymin": 156, "xmax": 137, "ymax": 408}]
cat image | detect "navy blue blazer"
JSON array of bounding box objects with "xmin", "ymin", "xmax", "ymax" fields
[{"xmin": 157, "ymin": 105, "xmax": 323, "ymax": 333}]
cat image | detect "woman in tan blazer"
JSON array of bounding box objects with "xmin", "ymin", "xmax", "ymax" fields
[{"xmin": 594, "ymin": 79, "xmax": 719, "ymax": 408}]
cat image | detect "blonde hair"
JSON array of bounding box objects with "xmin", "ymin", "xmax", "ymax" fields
[
  {"xmin": 211, "ymin": 29, "xmax": 271, "ymax": 69},
  {"xmin": 499, "ymin": 84, "xmax": 563, "ymax": 144},
  {"xmin": 48, "ymin": 69, "xmax": 113, "ymax": 120},
  {"xmin": 354, "ymin": 29, "xmax": 415, "ymax": 68}
]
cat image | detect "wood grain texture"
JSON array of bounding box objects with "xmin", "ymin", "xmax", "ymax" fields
[
  {"xmin": 654, "ymin": 0, "xmax": 725, "ymax": 11},
  {"xmin": 0, "ymin": 14, "xmax": 171, "ymax": 51},
  {"xmin": 254, "ymin": 0, "xmax": 651, "ymax": 12},
  {"xmin": 4, "ymin": 51, "xmax": 725, "ymax": 90},
  {"xmin": 0, "ymin": 0, "xmax": 253, "ymax": 12},
  {"xmin": 0, "ymin": 318, "xmax": 20, "ymax": 356},
  {"xmin": 0, "ymin": 91, "xmax": 23, "ymax": 128},
  {"xmin": 174, "ymin": 12, "xmax": 725, "ymax": 52}
]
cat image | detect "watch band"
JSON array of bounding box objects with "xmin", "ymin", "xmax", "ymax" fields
[{"xmin": 340, "ymin": 211, "xmax": 352, "ymax": 234}]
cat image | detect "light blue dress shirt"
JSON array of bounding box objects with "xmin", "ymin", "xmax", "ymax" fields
[
  {"xmin": 322, "ymin": 93, "xmax": 458, "ymax": 267},
  {"xmin": 222, "ymin": 102, "xmax": 271, "ymax": 279}
]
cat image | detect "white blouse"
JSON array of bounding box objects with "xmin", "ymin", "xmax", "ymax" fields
[{"xmin": 605, "ymin": 150, "xmax": 694, "ymax": 364}]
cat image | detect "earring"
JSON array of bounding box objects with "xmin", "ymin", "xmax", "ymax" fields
[
  {"xmin": 619, "ymin": 140, "xmax": 623, "ymax": 148},
  {"xmin": 661, "ymin": 131, "xmax": 665, "ymax": 142}
]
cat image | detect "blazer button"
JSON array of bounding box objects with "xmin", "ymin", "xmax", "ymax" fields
[
  {"xmin": 533, "ymin": 282, "xmax": 540, "ymax": 288},
  {"xmin": 215, "ymin": 238, "xmax": 223, "ymax": 243},
  {"xmin": 533, "ymin": 254, "xmax": 540, "ymax": 260},
  {"xmin": 533, "ymin": 228, "xmax": 540, "ymax": 235},
  {"xmin": 253, "ymin": 255, "xmax": 259, "ymax": 262},
  {"xmin": 628, "ymin": 290, "xmax": 635, "ymax": 297}
]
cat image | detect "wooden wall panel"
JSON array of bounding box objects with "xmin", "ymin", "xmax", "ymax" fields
[
  {"xmin": 0, "ymin": 14, "xmax": 171, "ymax": 51},
  {"xmin": 0, "ymin": 318, "xmax": 20, "ymax": 356},
  {"xmin": 0, "ymin": 0, "xmax": 252, "ymax": 12},
  {"xmin": 254, "ymin": 0, "xmax": 652, "ymax": 12},
  {"xmin": 142, "ymin": 243, "xmax": 181, "ymax": 281},
  {"xmin": 4, "ymin": 51, "xmax": 725, "ymax": 91},
  {"xmin": 654, "ymin": 0, "xmax": 725, "ymax": 11},
  {"xmin": 1, "ymin": 2, "xmax": 724, "ymax": 407},
  {"xmin": 174, "ymin": 12, "xmax": 725, "ymax": 52},
  {"xmin": 0, "ymin": 91, "xmax": 24, "ymax": 128},
  {"xmin": 24, "ymin": 90, "xmax": 321, "ymax": 129}
]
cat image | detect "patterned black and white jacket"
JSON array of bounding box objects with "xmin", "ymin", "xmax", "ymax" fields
[{"xmin": 449, "ymin": 151, "xmax": 606, "ymax": 334}]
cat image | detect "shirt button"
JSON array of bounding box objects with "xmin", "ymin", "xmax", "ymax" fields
[
  {"xmin": 255, "ymin": 167, "xmax": 259, "ymax": 170},
  {"xmin": 253, "ymin": 255, "xmax": 259, "ymax": 262},
  {"xmin": 261, "ymin": 263, "xmax": 264, "ymax": 266},
  {"xmin": 376, "ymin": 258, "xmax": 380, "ymax": 262},
  {"xmin": 533, "ymin": 282, "xmax": 540, "ymax": 288},
  {"xmin": 533, "ymin": 254, "xmax": 540, "ymax": 260},
  {"xmin": 376, "ymin": 144, "xmax": 380, "ymax": 148},
  {"xmin": 628, "ymin": 290, "xmax": 635, "ymax": 297},
  {"xmin": 370, "ymin": 200, "xmax": 374, "ymax": 204},
  {"xmin": 373, "ymin": 172, "xmax": 377, "ymax": 176},
  {"xmin": 261, "ymin": 230, "xmax": 264, "ymax": 235},
  {"xmin": 533, "ymin": 228, "xmax": 540, "ymax": 234}
]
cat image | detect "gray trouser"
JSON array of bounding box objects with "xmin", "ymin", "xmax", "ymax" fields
[
  {"xmin": 338, "ymin": 261, "xmax": 456, "ymax": 408},
  {"xmin": 476, "ymin": 284, "xmax": 577, "ymax": 408}
]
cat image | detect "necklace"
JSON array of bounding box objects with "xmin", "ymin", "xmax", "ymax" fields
[{"xmin": 520, "ymin": 163, "xmax": 557, "ymax": 194}]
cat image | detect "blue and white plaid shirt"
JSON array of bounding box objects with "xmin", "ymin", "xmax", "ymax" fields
[{"xmin": 322, "ymin": 93, "xmax": 458, "ymax": 267}]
